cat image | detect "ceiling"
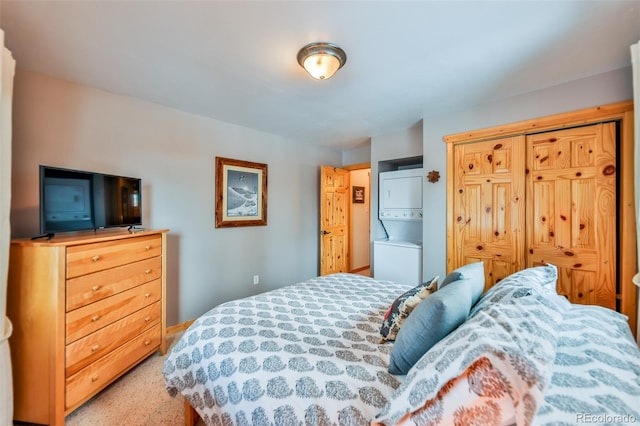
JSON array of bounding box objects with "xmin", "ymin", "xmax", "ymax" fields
[{"xmin": 1, "ymin": 1, "xmax": 639, "ymax": 150}]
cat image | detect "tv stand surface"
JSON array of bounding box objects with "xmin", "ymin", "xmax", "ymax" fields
[
  {"xmin": 16, "ymin": 228, "xmax": 166, "ymax": 246},
  {"xmin": 30, "ymin": 232, "xmax": 55, "ymax": 241}
]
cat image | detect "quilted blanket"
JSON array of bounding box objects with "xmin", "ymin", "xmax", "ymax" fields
[{"xmin": 162, "ymin": 273, "xmax": 410, "ymax": 425}]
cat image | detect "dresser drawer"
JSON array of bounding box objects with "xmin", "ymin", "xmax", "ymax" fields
[
  {"xmin": 66, "ymin": 235, "xmax": 162, "ymax": 278},
  {"xmin": 65, "ymin": 325, "xmax": 161, "ymax": 410},
  {"xmin": 66, "ymin": 279, "xmax": 161, "ymax": 343},
  {"xmin": 66, "ymin": 257, "xmax": 162, "ymax": 311},
  {"xmin": 65, "ymin": 302, "xmax": 161, "ymax": 377}
]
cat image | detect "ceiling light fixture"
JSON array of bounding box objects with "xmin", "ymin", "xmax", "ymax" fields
[{"xmin": 297, "ymin": 42, "xmax": 347, "ymax": 80}]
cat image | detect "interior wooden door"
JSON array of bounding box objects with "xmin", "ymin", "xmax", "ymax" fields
[
  {"xmin": 320, "ymin": 166, "xmax": 350, "ymax": 275},
  {"xmin": 526, "ymin": 123, "xmax": 617, "ymax": 309},
  {"xmin": 449, "ymin": 135, "xmax": 526, "ymax": 290}
]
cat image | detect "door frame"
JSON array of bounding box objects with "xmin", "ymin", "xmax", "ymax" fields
[
  {"xmin": 319, "ymin": 163, "xmax": 371, "ymax": 276},
  {"xmin": 344, "ymin": 163, "xmax": 371, "ymax": 274}
]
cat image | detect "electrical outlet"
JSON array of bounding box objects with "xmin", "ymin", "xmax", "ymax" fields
[{"xmin": 253, "ymin": 275, "xmax": 259, "ymax": 285}]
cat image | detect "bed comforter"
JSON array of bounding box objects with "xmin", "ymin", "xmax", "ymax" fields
[{"xmin": 163, "ymin": 271, "xmax": 640, "ymax": 425}]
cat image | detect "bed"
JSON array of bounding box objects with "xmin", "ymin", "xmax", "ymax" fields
[{"xmin": 162, "ymin": 265, "xmax": 640, "ymax": 425}]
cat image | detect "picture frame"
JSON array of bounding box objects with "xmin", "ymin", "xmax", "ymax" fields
[
  {"xmin": 215, "ymin": 156, "xmax": 268, "ymax": 228},
  {"xmin": 352, "ymin": 186, "xmax": 365, "ymax": 203}
]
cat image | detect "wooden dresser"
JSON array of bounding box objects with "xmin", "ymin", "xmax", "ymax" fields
[{"xmin": 7, "ymin": 228, "xmax": 168, "ymax": 425}]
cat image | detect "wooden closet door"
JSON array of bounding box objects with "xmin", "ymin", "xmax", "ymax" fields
[
  {"xmin": 527, "ymin": 123, "xmax": 616, "ymax": 309},
  {"xmin": 449, "ymin": 136, "xmax": 526, "ymax": 290}
]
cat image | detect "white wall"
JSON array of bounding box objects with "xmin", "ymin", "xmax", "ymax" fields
[
  {"xmin": 342, "ymin": 144, "xmax": 371, "ymax": 166},
  {"xmin": 422, "ymin": 67, "xmax": 634, "ymax": 281},
  {"xmin": 10, "ymin": 70, "xmax": 342, "ymax": 325}
]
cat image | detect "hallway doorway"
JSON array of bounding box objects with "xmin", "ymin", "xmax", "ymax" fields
[{"xmin": 346, "ymin": 165, "xmax": 371, "ymax": 276}]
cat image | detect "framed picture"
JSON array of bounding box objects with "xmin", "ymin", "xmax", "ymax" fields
[
  {"xmin": 353, "ymin": 186, "xmax": 365, "ymax": 203},
  {"xmin": 215, "ymin": 156, "xmax": 268, "ymax": 228}
]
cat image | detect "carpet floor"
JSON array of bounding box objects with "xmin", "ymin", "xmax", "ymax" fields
[{"xmin": 65, "ymin": 349, "xmax": 186, "ymax": 426}]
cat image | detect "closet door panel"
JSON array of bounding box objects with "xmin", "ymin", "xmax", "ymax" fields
[
  {"xmin": 465, "ymin": 184, "xmax": 482, "ymax": 240},
  {"xmin": 450, "ymin": 136, "xmax": 525, "ymax": 288},
  {"xmin": 530, "ymin": 180, "xmax": 555, "ymax": 245},
  {"xmin": 572, "ymin": 179, "xmax": 595, "ymax": 248},
  {"xmin": 527, "ymin": 123, "xmax": 616, "ymax": 309},
  {"xmin": 491, "ymin": 183, "xmax": 509, "ymax": 243}
]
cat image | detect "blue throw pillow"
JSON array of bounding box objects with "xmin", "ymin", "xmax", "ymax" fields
[
  {"xmin": 439, "ymin": 271, "xmax": 462, "ymax": 288},
  {"xmin": 439, "ymin": 261, "xmax": 485, "ymax": 306},
  {"xmin": 387, "ymin": 270, "xmax": 481, "ymax": 375}
]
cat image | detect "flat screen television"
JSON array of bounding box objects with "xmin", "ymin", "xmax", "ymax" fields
[{"xmin": 39, "ymin": 165, "xmax": 142, "ymax": 235}]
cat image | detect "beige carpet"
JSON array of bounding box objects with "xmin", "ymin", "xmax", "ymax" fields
[{"xmin": 49, "ymin": 333, "xmax": 196, "ymax": 426}]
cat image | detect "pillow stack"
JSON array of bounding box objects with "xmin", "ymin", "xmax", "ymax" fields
[
  {"xmin": 387, "ymin": 261, "xmax": 485, "ymax": 375},
  {"xmin": 375, "ymin": 264, "xmax": 562, "ymax": 426}
]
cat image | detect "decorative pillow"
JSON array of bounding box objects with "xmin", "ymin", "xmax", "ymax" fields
[
  {"xmin": 377, "ymin": 356, "xmax": 520, "ymax": 426},
  {"xmin": 439, "ymin": 261, "xmax": 485, "ymax": 306},
  {"xmin": 379, "ymin": 276, "xmax": 438, "ymax": 343},
  {"xmin": 387, "ymin": 274, "xmax": 476, "ymax": 375},
  {"xmin": 438, "ymin": 270, "xmax": 462, "ymax": 288},
  {"xmin": 375, "ymin": 282, "xmax": 564, "ymax": 426}
]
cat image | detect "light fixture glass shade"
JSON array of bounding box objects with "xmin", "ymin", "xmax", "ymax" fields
[
  {"xmin": 297, "ymin": 42, "xmax": 347, "ymax": 80},
  {"xmin": 302, "ymin": 53, "xmax": 341, "ymax": 80}
]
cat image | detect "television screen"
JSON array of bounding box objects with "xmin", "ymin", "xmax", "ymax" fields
[
  {"xmin": 43, "ymin": 176, "xmax": 94, "ymax": 231},
  {"xmin": 40, "ymin": 165, "xmax": 142, "ymax": 235}
]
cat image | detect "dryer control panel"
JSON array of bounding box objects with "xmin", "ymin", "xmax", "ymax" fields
[{"xmin": 379, "ymin": 209, "xmax": 423, "ymax": 220}]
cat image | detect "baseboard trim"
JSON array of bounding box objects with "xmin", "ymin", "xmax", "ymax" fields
[
  {"xmin": 349, "ymin": 265, "xmax": 370, "ymax": 274},
  {"xmin": 166, "ymin": 320, "xmax": 195, "ymax": 336}
]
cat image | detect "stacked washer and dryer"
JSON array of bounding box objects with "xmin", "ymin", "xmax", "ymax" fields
[{"xmin": 373, "ymin": 168, "xmax": 424, "ymax": 285}]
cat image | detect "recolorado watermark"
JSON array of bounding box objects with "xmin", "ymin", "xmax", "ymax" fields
[{"xmin": 576, "ymin": 413, "xmax": 638, "ymax": 424}]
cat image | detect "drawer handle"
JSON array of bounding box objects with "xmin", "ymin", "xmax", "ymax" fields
[
  {"xmin": 91, "ymin": 344, "xmax": 100, "ymax": 352},
  {"xmin": 91, "ymin": 315, "xmax": 101, "ymax": 322},
  {"xmin": 91, "ymin": 375, "xmax": 99, "ymax": 382},
  {"xmin": 144, "ymin": 269, "xmax": 152, "ymax": 274},
  {"xmin": 92, "ymin": 255, "xmax": 101, "ymax": 262},
  {"xmin": 91, "ymin": 285, "xmax": 101, "ymax": 292},
  {"xmin": 144, "ymin": 316, "xmax": 151, "ymax": 323},
  {"xmin": 145, "ymin": 245, "xmax": 151, "ymax": 251},
  {"xmin": 144, "ymin": 292, "xmax": 151, "ymax": 298},
  {"xmin": 144, "ymin": 340, "xmax": 151, "ymax": 346}
]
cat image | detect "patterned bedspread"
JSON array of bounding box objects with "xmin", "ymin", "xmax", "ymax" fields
[
  {"xmin": 535, "ymin": 304, "xmax": 640, "ymax": 425},
  {"xmin": 163, "ymin": 271, "xmax": 640, "ymax": 426},
  {"xmin": 162, "ymin": 274, "xmax": 411, "ymax": 425}
]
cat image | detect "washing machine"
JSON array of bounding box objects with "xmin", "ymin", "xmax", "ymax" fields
[
  {"xmin": 373, "ymin": 168, "xmax": 424, "ymax": 285},
  {"xmin": 373, "ymin": 239, "xmax": 423, "ymax": 285}
]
